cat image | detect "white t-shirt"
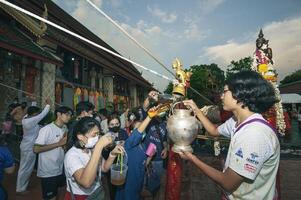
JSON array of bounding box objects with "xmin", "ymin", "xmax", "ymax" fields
[
  {"xmin": 218, "ymin": 114, "xmax": 280, "ymax": 200},
  {"xmin": 64, "ymin": 147, "xmax": 102, "ymax": 195},
  {"xmin": 20, "ymin": 105, "xmax": 50, "ymax": 151},
  {"xmin": 35, "ymin": 122, "xmax": 67, "ymax": 177}
]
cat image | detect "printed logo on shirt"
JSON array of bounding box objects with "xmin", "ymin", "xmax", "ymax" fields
[
  {"xmin": 244, "ymin": 163, "xmax": 257, "ymax": 173},
  {"xmin": 235, "ymin": 148, "xmax": 243, "ymax": 158},
  {"xmin": 246, "ymin": 152, "xmax": 259, "ymax": 165}
]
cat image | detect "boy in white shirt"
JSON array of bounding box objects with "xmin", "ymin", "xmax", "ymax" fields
[
  {"xmin": 16, "ymin": 98, "xmax": 51, "ymax": 194},
  {"xmin": 182, "ymin": 71, "xmax": 279, "ymax": 200},
  {"xmin": 34, "ymin": 106, "xmax": 72, "ymax": 200}
]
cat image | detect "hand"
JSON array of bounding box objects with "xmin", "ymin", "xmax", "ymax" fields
[
  {"xmin": 178, "ymin": 151, "xmax": 194, "ymax": 161},
  {"xmin": 58, "ymin": 135, "xmax": 67, "ymax": 146},
  {"xmin": 96, "ymin": 134, "xmax": 113, "ymax": 148},
  {"xmin": 147, "ymin": 104, "xmax": 160, "ymax": 118},
  {"xmin": 111, "ymin": 144, "xmax": 125, "ymax": 156},
  {"xmin": 161, "ymin": 147, "xmax": 168, "ymax": 159},
  {"xmin": 45, "ymin": 97, "xmax": 51, "ymax": 105},
  {"xmin": 182, "ymin": 100, "xmax": 199, "ymax": 112}
]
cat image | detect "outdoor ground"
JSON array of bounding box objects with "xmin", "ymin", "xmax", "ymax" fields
[
  {"xmin": 4, "ymin": 156, "xmax": 301, "ymax": 200},
  {"xmin": 3, "ymin": 120, "xmax": 301, "ymax": 199}
]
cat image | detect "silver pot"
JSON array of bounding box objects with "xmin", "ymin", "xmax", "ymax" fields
[{"xmin": 167, "ymin": 103, "xmax": 200, "ymax": 153}]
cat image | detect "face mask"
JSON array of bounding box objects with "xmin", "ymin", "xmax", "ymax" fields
[
  {"xmin": 85, "ymin": 135, "xmax": 99, "ymax": 148},
  {"xmin": 109, "ymin": 126, "xmax": 120, "ymax": 133}
]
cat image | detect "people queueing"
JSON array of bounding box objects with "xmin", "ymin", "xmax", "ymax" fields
[
  {"xmin": 182, "ymin": 71, "xmax": 280, "ymax": 200},
  {"xmin": 115, "ymin": 105, "xmax": 161, "ymax": 200},
  {"xmin": 0, "ymin": 136, "xmax": 15, "ymax": 200},
  {"xmin": 64, "ymin": 117, "xmax": 124, "ymax": 200},
  {"xmin": 16, "ymin": 98, "xmax": 51, "ymax": 194},
  {"xmin": 33, "ymin": 106, "xmax": 72, "ymax": 200}
]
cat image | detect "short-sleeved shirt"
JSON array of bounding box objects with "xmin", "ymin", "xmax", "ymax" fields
[
  {"xmin": 35, "ymin": 122, "xmax": 67, "ymax": 177},
  {"xmin": 0, "ymin": 146, "xmax": 14, "ymax": 181},
  {"xmin": 218, "ymin": 114, "xmax": 280, "ymax": 200},
  {"xmin": 64, "ymin": 146, "xmax": 101, "ymax": 195}
]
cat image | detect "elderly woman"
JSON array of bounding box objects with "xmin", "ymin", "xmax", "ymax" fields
[{"xmin": 64, "ymin": 117, "xmax": 124, "ymax": 200}]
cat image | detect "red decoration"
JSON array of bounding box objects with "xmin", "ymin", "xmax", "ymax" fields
[{"xmin": 165, "ymin": 144, "xmax": 182, "ymax": 200}]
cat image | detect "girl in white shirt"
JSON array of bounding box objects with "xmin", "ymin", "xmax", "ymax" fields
[{"xmin": 64, "ymin": 117, "xmax": 124, "ymax": 200}]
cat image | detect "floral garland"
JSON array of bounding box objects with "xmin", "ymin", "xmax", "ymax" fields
[{"xmin": 271, "ymin": 82, "xmax": 286, "ymax": 135}]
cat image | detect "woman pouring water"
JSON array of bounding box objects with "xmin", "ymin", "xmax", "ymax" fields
[{"xmin": 64, "ymin": 117, "xmax": 124, "ymax": 200}]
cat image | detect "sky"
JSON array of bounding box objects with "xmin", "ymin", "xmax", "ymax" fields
[{"xmin": 53, "ymin": 0, "xmax": 301, "ymax": 92}]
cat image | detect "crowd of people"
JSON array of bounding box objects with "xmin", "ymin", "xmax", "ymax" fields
[
  {"xmin": 1, "ymin": 90, "xmax": 169, "ymax": 200},
  {"xmin": 0, "ymin": 71, "xmax": 281, "ymax": 200}
]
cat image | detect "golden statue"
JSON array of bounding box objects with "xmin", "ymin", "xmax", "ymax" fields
[{"xmin": 172, "ymin": 58, "xmax": 192, "ymax": 97}]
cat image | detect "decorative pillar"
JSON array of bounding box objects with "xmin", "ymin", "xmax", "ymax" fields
[
  {"xmin": 129, "ymin": 82, "xmax": 137, "ymax": 107},
  {"xmin": 103, "ymin": 76, "xmax": 113, "ymax": 102},
  {"xmin": 41, "ymin": 62, "xmax": 55, "ymax": 109},
  {"xmin": 165, "ymin": 146, "xmax": 182, "ymax": 200}
]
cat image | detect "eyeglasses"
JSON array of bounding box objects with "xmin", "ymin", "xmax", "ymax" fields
[{"xmin": 220, "ymin": 89, "xmax": 230, "ymax": 96}]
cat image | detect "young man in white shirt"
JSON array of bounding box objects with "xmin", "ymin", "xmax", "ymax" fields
[
  {"xmin": 34, "ymin": 106, "xmax": 72, "ymax": 200},
  {"xmin": 182, "ymin": 71, "xmax": 279, "ymax": 200},
  {"xmin": 16, "ymin": 98, "xmax": 51, "ymax": 194}
]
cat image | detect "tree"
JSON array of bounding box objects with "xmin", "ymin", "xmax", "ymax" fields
[
  {"xmin": 164, "ymin": 63, "xmax": 225, "ymax": 107},
  {"xmin": 226, "ymin": 57, "xmax": 253, "ymax": 78},
  {"xmin": 164, "ymin": 82, "xmax": 173, "ymax": 94},
  {"xmin": 280, "ymin": 69, "xmax": 301, "ymax": 85}
]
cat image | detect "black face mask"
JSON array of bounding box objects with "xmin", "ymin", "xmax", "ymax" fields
[{"xmin": 109, "ymin": 126, "xmax": 120, "ymax": 133}]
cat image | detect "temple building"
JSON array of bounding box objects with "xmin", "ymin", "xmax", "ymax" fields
[{"xmin": 0, "ymin": 0, "xmax": 152, "ymax": 120}]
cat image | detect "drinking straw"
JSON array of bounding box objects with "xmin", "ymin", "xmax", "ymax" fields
[
  {"xmin": 120, "ymin": 153, "xmax": 123, "ymax": 175},
  {"xmin": 117, "ymin": 153, "xmax": 120, "ymax": 165}
]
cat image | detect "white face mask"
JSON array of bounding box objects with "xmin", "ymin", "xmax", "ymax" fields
[{"xmin": 85, "ymin": 135, "xmax": 99, "ymax": 148}]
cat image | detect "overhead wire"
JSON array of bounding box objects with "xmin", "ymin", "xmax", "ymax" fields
[
  {"xmin": 0, "ymin": 0, "xmax": 172, "ymax": 82},
  {"xmin": 86, "ymin": 0, "xmax": 214, "ymax": 104}
]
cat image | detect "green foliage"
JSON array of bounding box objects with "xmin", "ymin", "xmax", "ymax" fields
[
  {"xmin": 188, "ymin": 64, "xmax": 225, "ymax": 106},
  {"xmin": 164, "ymin": 63, "xmax": 225, "ymax": 107},
  {"xmin": 226, "ymin": 57, "xmax": 253, "ymax": 78},
  {"xmin": 280, "ymin": 69, "xmax": 301, "ymax": 85},
  {"xmin": 164, "ymin": 82, "xmax": 173, "ymax": 94}
]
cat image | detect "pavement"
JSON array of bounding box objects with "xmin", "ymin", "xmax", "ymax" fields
[{"xmin": 3, "ymin": 156, "xmax": 301, "ymax": 200}]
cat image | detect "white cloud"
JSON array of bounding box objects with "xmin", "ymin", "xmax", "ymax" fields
[
  {"xmin": 147, "ymin": 6, "xmax": 177, "ymax": 23},
  {"xmin": 108, "ymin": 0, "xmax": 122, "ymax": 8},
  {"xmin": 183, "ymin": 15, "xmax": 207, "ymax": 40},
  {"xmin": 199, "ymin": 0, "xmax": 225, "ymax": 14},
  {"xmin": 202, "ymin": 16, "xmax": 301, "ymax": 80}
]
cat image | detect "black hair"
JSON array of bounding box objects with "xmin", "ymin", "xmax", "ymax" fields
[
  {"xmin": 27, "ymin": 106, "xmax": 41, "ymax": 116},
  {"xmin": 107, "ymin": 113, "xmax": 121, "ymax": 126},
  {"xmin": 72, "ymin": 117, "xmax": 100, "ymax": 149},
  {"xmin": 21, "ymin": 102, "xmax": 27, "ymax": 109},
  {"xmin": 99, "ymin": 108, "xmax": 108, "ymax": 118},
  {"xmin": 55, "ymin": 106, "xmax": 73, "ymax": 117},
  {"xmin": 75, "ymin": 101, "xmax": 95, "ymax": 116},
  {"xmin": 226, "ymin": 71, "xmax": 277, "ymax": 113}
]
